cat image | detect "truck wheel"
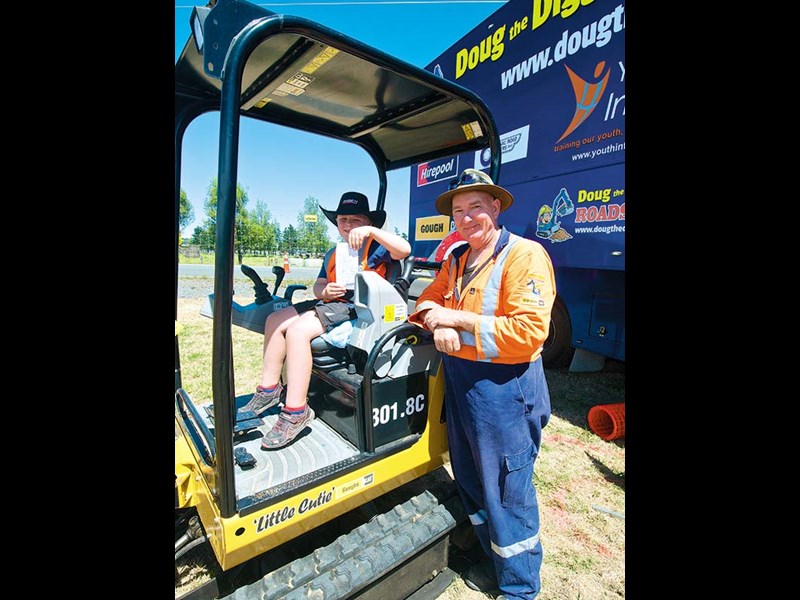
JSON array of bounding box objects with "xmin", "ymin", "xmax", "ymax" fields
[{"xmin": 542, "ymin": 297, "xmax": 574, "ymax": 369}]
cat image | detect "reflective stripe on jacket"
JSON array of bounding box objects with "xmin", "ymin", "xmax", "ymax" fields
[{"xmin": 408, "ymin": 228, "xmax": 555, "ymax": 364}]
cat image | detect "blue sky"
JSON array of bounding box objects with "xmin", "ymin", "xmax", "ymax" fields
[{"xmin": 175, "ymin": 0, "xmax": 505, "ymax": 239}]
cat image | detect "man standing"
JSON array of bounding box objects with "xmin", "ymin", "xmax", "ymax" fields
[{"xmin": 408, "ymin": 169, "xmax": 555, "ymax": 600}]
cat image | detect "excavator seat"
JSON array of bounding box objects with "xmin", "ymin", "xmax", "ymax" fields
[{"xmin": 310, "ymin": 261, "xmax": 405, "ymax": 373}]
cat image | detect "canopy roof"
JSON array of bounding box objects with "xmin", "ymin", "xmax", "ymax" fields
[{"xmin": 175, "ymin": 0, "xmax": 500, "ymax": 179}]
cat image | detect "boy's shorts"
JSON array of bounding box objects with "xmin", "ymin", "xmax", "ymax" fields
[
  {"xmin": 292, "ymin": 299, "xmax": 320, "ymax": 315},
  {"xmin": 312, "ymin": 301, "xmax": 357, "ymax": 331}
]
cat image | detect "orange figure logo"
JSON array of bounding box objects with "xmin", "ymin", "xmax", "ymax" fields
[{"xmin": 556, "ymin": 61, "xmax": 610, "ymax": 143}]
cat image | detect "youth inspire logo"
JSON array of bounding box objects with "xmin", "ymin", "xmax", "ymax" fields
[{"xmin": 556, "ymin": 61, "xmax": 610, "ymax": 143}]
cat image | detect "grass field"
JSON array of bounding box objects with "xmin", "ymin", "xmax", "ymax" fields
[{"xmin": 175, "ymin": 280, "xmax": 625, "ymax": 599}]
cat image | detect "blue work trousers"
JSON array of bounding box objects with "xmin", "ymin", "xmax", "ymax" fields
[{"xmin": 443, "ymin": 354, "xmax": 551, "ymax": 600}]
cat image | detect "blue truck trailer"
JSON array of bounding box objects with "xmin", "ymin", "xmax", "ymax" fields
[{"xmin": 408, "ymin": 0, "xmax": 625, "ymax": 371}]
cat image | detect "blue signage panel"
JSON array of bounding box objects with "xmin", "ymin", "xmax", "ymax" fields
[{"xmin": 409, "ymin": 0, "xmax": 625, "ymax": 272}]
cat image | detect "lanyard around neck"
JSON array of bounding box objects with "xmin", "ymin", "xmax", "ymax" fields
[{"xmin": 454, "ymin": 252, "xmax": 494, "ymax": 303}]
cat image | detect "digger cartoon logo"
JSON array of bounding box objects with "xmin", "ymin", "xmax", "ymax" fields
[{"xmin": 536, "ymin": 188, "xmax": 574, "ymax": 242}]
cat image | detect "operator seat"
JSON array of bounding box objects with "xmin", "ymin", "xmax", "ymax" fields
[{"xmin": 310, "ymin": 260, "xmax": 406, "ymax": 372}]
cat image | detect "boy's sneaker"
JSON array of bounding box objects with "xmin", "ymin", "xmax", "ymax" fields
[
  {"xmin": 240, "ymin": 383, "xmax": 284, "ymax": 416},
  {"xmin": 261, "ymin": 406, "xmax": 315, "ymax": 449}
]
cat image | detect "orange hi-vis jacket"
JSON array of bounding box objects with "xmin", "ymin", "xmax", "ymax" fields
[{"xmin": 408, "ymin": 228, "xmax": 556, "ymax": 364}]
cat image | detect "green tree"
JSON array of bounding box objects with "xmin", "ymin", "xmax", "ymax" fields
[
  {"xmin": 190, "ymin": 225, "xmax": 214, "ymax": 253},
  {"xmin": 282, "ymin": 224, "xmax": 299, "ymax": 254},
  {"xmin": 393, "ymin": 226, "xmax": 408, "ymax": 241},
  {"xmin": 250, "ymin": 199, "xmax": 272, "ymax": 228},
  {"xmin": 201, "ymin": 178, "xmax": 251, "ymax": 264},
  {"xmin": 250, "ymin": 199, "xmax": 280, "ymax": 254},
  {"xmin": 296, "ymin": 196, "xmax": 331, "ymax": 255},
  {"xmin": 179, "ymin": 188, "xmax": 195, "ymax": 233},
  {"xmin": 273, "ymin": 225, "xmax": 283, "ymax": 255}
]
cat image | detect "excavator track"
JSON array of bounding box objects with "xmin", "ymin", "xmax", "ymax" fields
[{"xmin": 221, "ymin": 490, "xmax": 455, "ymax": 600}]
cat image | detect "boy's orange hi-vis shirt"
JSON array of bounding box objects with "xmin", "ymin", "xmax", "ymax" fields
[{"xmin": 408, "ymin": 229, "xmax": 556, "ymax": 364}]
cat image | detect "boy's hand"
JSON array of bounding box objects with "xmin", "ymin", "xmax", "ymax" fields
[
  {"xmin": 323, "ymin": 281, "xmax": 348, "ymax": 301},
  {"xmin": 348, "ymin": 225, "xmax": 373, "ymax": 250}
]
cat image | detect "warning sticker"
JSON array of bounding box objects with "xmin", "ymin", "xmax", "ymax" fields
[
  {"xmin": 253, "ymin": 48, "xmax": 339, "ymax": 105},
  {"xmin": 286, "ymin": 72, "xmax": 314, "ymax": 88},
  {"xmin": 273, "ymin": 81, "xmax": 306, "ymax": 97},
  {"xmin": 461, "ymin": 120, "xmax": 484, "ymax": 140},
  {"xmin": 383, "ymin": 303, "xmax": 407, "ymax": 323},
  {"xmin": 301, "ymin": 47, "xmax": 340, "ymax": 74}
]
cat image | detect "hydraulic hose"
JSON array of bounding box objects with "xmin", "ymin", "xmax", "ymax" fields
[{"xmin": 175, "ymin": 536, "xmax": 209, "ymax": 561}]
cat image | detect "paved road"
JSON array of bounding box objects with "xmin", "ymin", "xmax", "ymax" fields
[
  {"xmin": 179, "ymin": 263, "xmax": 320, "ymax": 281},
  {"xmin": 178, "ymin": 263, "xmax": 319, "ymax": 300}
]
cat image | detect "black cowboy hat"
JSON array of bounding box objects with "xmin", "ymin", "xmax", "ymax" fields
[
  {"xmin": 320, "ymin": 192, "xmax": 387, "ymax": 229},
  {"xmin": 435, "ymin": 168, "xmax": 514, "ymax": 216}
]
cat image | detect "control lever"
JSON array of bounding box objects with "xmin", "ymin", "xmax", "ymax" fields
[
  {"xmin": 272, "ymin": 265, "xmax": 285, "ymax": 297},
  {"xmin": 241, "ymin": 265, "xmax": 272, "ymax": 305},
  {"xmin": 393, "ymin": 257, "xmax": 440, "ymax": 301}
]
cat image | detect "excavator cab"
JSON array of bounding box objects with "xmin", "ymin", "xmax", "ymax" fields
[{"xmin": 174, "ymin": 1, "xmax": 501, "ymax": 597}]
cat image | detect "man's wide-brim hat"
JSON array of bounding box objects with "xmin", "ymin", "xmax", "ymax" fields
[
  {"xmin": 435, "ymin": 168, "xmax": 514, "ymax": 216},
  {"xmin": 320, "ymin": 192, "xmax": 386, "ymax": 229}
]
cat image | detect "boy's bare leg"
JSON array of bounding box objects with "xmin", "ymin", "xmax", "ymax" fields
[
  {"xmin": 260, "ymin": 305, "xmax": 301, "ymax": 388},
  {"xmin": 283, "ymin": 311, "xmax": 325, "ymax": 409}
]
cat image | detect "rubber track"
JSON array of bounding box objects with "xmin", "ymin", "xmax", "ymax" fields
[{"xmin": 222, "ymin": 490, "xmax": 455, "ymax": 600}]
